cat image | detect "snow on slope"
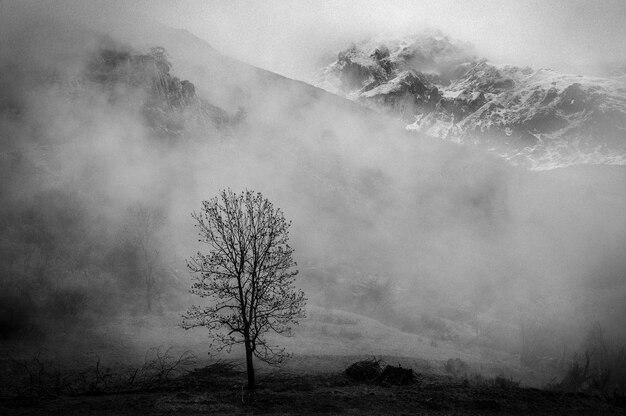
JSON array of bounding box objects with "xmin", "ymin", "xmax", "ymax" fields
[{"xmin": 316, "ymin": 34, "xmax": 626, "ymax": 170}]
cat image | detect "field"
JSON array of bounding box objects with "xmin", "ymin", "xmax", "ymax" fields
[
  {"xmin": 1, "ymin": 354, "xmax": 623, "ymax": 415},
  {"xmin": 1, "ymin": 307, "xmax": 625, "ymax": 415}
]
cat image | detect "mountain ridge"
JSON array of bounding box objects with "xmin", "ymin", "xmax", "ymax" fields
[{"xmin": 316, "ymin": 34, "xmax": 626, "ymax": 170}]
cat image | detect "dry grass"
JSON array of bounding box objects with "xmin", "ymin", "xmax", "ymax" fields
[{"xmin": 2, "ymin": 355, "xmax": 623, "ymax": 415}]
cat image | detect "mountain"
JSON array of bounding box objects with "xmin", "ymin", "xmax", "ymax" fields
[
  {"xmin": 86, "ymin": 44, "xmax": 231, "ymax": 138},
  {"xmin": 317, "ymin": 34, "xmax": 626, "ymax": 170},
  {"xmin": 3, "ymin": 8, "xmax": 626, "ymax": 378}
]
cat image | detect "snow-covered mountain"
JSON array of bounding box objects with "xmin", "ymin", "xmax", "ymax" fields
[{"xmin": 316, "ymin": 34, "xmax": 626, "ymax": 170}]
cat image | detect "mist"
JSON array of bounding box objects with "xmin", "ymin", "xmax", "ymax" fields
[
  {"xmin": 132, "ymin": 0, "xmax": 626, "ymax": 80},
  {"xmin": 1, "ymin": 0, "xmax": 626, "ymax": 397}
]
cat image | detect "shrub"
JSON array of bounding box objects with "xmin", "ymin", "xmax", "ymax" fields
[
  {"xmin": 376, "ymin": 365, "xmax": 415, "ymax": 385},
  {"xmin": 345, "ymin": 358, "xmax": 382, "ymax": 382},
  {"xmin": 345, "ymin": 359, "xmax": 416, "ymax": 386},
  {"xmin": 556, "ymin": 346, "xmax": 626, "ymax": 399},
  {"xmin": 491, "ymin": 375, "xmax": 520, "ymax": 389}
]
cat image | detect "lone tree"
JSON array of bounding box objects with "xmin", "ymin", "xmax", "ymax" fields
[{"xmin": 182, "ymin": 189, "xmax": 306, "ymax": 390}]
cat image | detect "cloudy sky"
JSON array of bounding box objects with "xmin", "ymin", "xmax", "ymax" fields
[
  {"xmin": 126, "ymin": 0, "xmax": 626, "ymax": 80},
  {"xmin": 3, "ymin": 0, "xmax": 624, "ymax": 80}
]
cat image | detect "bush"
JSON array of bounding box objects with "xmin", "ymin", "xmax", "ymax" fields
[
  {"xmin": 345, "ymin": 358, "xmax": 382, "ymax": 382},
  {"xmin": 9, "ymin": 346, "xmax": 196, "ymax": 397},
  {"xmin": 558, "ymin": 351, "xmax": 591, "ymax": 392},
  {"xmin": 345, "ymin": 359, "xmax": 416, "ymax": 385},
  {"xmin": 556, "ymin": 346, "xmax": 626, "ymax": 399},
  {"xmin": 491, "ymin": 375, "xmax": 520, "ymax": 389},
  {"xmin": 552, "ymin": 324, "xmax": 626, "ymax": 399},
  {"xmin": 376, "ymin": 365, "xmax": 415, "ymax": 385},
  {"xmin": 468, "ymin": 373, "xmax": 520, "ymax": 389}
]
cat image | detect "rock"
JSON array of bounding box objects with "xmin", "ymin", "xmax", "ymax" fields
[
  {"xmin": 86, "ymin": 44, "xmax": 229, "ymax": 138},
  {"xmin": 376, "ymin": 365, "xmax": 415, "ymax": 386}
]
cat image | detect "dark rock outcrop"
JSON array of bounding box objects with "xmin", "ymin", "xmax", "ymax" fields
[{"xmin": 87, "ymin": 45, "xmax": 229, "ymax": 138}]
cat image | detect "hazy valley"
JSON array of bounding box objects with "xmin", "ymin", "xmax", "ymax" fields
[{"xmin": 1, "ymin": 2, "xmax": 626, "ymax": 414}]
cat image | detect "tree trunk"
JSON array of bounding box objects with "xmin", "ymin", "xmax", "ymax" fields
[{"xmin": 244, "ymin": 338, "xmax": 255, "ymax": 390}]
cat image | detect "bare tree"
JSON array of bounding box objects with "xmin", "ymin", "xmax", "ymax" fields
[{"xmin": 182, "ymin": 189, "xmax": 306, "ymax": 390}]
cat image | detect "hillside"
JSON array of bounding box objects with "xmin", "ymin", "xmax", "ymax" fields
[{"xmin": 2, "ymin": 6, "xmax": 626, "ymax": 414}]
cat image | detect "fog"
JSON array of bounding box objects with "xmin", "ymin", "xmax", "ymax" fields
[
  {"xmin": 133, "ymin": 0, "xmax": 626, "ymax": 79},
  {"xmin": 1, "ymin": 1, "xmax": 626, "ymax": 385}
]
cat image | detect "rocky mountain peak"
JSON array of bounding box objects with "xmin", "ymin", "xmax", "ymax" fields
[
  {"xmin": 316, "ymin": 35, "xmax": 626, "ymax": 170},
  {"xmin": 86, "ymin": 44, "xmax": 229, "ymax": 138}
]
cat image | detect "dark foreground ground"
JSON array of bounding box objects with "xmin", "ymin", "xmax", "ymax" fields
[{"xmin": 1, "ymin": 358, "xmax": 624, "ymax": 416}]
